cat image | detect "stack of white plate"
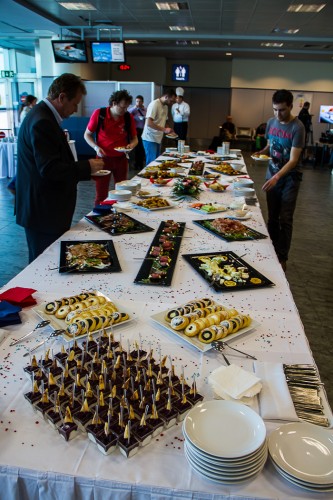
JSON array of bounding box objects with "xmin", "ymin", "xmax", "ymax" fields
[
  {"xmin": 268, "ymin": 422, "xmax": 333, "ymax": 493},
  {"xmin": 108, "ymin": 189, "xmax": 132, "ymax": 201},
  {"xmin": 233, "ymin": 187, "xmax": 256, "ymax": 198},
  {"xmin": 116, "ymin": 180, "xmax": 141, "ymax": 194},
  {"xmin": 182, "ymin": 400, "xmax": 267, "ymax": 484}
]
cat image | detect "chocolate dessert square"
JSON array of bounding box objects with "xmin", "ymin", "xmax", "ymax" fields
[
  {"xmin": 118, "ymin": 435, "xmax": 140, "ymax": 458},
  {"xmin": 58, "ymin": 421, "xmax": 78, "ymax": 441},
  {"xmin": 95, "ymin": 431, "xmax": 118, "ymax": 455}
]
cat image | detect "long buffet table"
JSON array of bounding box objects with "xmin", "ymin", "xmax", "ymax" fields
[{"xmin": 0, "ymin": 152, "xmax": 331, "ymax": 499}]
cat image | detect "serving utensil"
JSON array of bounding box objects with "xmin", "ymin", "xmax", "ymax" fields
[
  {"xmin": 212, "ymin": 340, "xmax": 257, "ymax": 360},
  {"xmin": 23, "ymin": 329, "xmax": 65, "ymax": 356},
  {"xmin": 283, "ymin": 363, "xmax": 330, "ymax": 427},
  {"xmin": 10, "ymin": 320, "xmax": 50, "ymax": 346}
]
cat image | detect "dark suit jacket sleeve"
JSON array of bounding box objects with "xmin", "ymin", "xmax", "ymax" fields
[{"xmin": 16, "ymin": 102, "xmax": 92, "ymax": 234}]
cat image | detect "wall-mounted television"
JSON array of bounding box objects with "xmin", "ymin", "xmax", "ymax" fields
[
  {"xmin": 172, "ymin": 64, "xmax": 189, "ymax": 82},
  {"xmin": 51, "ymin": 40, "xmax": 88, "ymax": 63},
  {"xmin": 319, "ymin": 105, "xmax": 333, "ymax": 124},
  {"xmin": 90, "ymin": 41, "xmax": 126, "ymax": 63}
]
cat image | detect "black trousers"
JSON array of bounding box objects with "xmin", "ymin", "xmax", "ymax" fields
[
  {"xmin": 174, "ymin": 122, "xmax": 188, "ymax": 141},
  {"xmin": 133, "ymin": 128, "xmax": 145, "ymax": 170},
  {"xmin": 25, "ymin": 227, "xmax": 65, "ymax": 263}
]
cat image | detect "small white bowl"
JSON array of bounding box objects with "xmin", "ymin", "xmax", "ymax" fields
[{"xmin": 108, "ymin": 189, "xmax": 132, "ymax": 201}]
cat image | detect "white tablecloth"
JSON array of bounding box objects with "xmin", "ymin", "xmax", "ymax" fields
[
  {"xmin": 0, "ymin": 140, "xmax": 17, "ymax": 178},
  {"xmin": 0, "ymin": 155, "xmax": 330, "ymax": 500}
]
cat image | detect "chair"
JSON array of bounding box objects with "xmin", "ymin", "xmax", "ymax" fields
[{"xmin": 232, "ymin": 127, "xmax": 255, "ymax": 151}]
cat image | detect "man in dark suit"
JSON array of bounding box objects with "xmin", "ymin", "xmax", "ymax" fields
[{"xmin": 16, "ymin": 73, "xmax": 104, "ymax": 262}]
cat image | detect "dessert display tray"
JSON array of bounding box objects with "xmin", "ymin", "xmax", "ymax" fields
[
  {"xmin": 59, "ymin": 240, "xmax": 121, "ymax": 274},
  {"xmin": 134, "ymin": 221, "xmax": 186, "ymax": 287},
  {"xmin": 182, "ymin": 251, "xmax": 274, "ymax": 292},
  {"xmin": 193, "ymin": 219, "xmax": 267, "ymax": 241},
  {"xmin": 151, "ymin": 310, "xmax": 259, "ymax": 353},
  {"xmin": 85, "ymin": 212, "xmax": 154, "ymax": 236},
  {"xmin": 33, "ymin": 291, "xmax": 134, "ymax": 342}
]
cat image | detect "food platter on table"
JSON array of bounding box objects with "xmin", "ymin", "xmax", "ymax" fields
[
  {"xmin": 33, "ymin": 290, "xmax": 134, "ymax": 342},
  {"xmin": 134, "ymin": 220, "xmax": 185, "ymax": 286},
  {"xmin": 58, "ymin": 240, "xmax": 121, "ymax": 273},
  {"xmin": 207, "ymin": 163, "xmax": 241, "ymax": 176},
  {"xmin": 182, "ymin": 251, "xmax": 274, "ymax": 291},
  {"xmin": 136, "ymin": 189, "xmax": 161, "ymax": 198},
  {"xmin": 189, "ymin": 202, "xmax": 228, "ymax": 214},
  {"xmin": 193, "ymin": 218, "xmax": 267, "ymax": 242},
  {"xmin": 150, "ymin": 298, "xmax": 259, "ymax": 352},
  {"xmin": 133, "ymin": 197, "xmax": 176, "ymax": 211},
  {"xmin": 84, "ymin": 212, "xmax": 154, "ymax": 235}
]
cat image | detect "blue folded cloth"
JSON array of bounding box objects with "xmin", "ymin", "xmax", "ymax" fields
[{"xmin": 0, "ymin": 300, "xmax": 22, "ymax": 327}]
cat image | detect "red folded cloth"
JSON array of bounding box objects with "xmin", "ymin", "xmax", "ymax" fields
[
  {"xmin": 0, "ymin": 287, "xmax": 37, "ymax": 307},
  {"xmin": 100, "ymin": 200, "xmax": 118, "ymax": 206}
]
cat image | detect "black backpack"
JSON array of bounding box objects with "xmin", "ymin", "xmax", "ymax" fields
[{"xmin": 95, "ymin": 107, "xmax": 131, "ymax": 143}]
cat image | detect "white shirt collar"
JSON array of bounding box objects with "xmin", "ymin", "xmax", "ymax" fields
[{"xmin": 43, "ymin": 98, "xmax": 63, "ymax": 126}]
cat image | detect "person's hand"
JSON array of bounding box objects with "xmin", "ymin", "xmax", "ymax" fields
[
  {"xmin": 164, "ymin": 127, "xmax": 173, "ymax": 134},
  {"xmin": 262, "ymin": 174, "xmax": 280, "ymax": 192},
  {"xmin": 89, "ymin": 158, "xmax": 105, "ymax": 174},
  {"xmin": 94, "ymin": 145, "xmax": 106, "ymax": 157}
]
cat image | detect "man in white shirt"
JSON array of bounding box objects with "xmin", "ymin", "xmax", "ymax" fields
[
  {"xmin": 142, "ymin": 89, "xmax": 176, "ymax": 164},
  {"xmin": 171, "ymin": 87, "xmax": 190, "ymax": 141}
]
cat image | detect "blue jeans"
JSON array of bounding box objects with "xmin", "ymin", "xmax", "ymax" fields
[
  {"xmin": 266, "ymin": 170, "xmax": 302, "ymax": 262},
  {"xmin": 142, "ymin": 140, "xmax": 160, "ymax": 165}
]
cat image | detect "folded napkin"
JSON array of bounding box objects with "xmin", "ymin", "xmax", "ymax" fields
[
  {"xmin": 254, "ymin": 361, "xmax": 299, "ymax": 421},
  {"xmin": 99, "ymin": 200, "xmax": 117, "ymax": 206},
  {"xmin": 0, "ymin": 300, "xmax": 22, "ymax": 327},
  {"xmin": 0, "ymin": 287, "xmax": 37, "ymax": 307},
  {"xmin": 209, "ymin": 364, "xmax": 262, "ymax": 401}
]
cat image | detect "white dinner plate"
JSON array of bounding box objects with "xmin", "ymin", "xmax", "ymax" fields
[
  {"xmin": 225, "ymin": 212, "xmax": 252, "ymax": 220},
  {"xmin": 185, "ymin": 439, "xmax": 268, "ymax": 468},
  {"xmin": 133, "ymin": 200, "xmax": 176, "ymax": 211},
  {"xmin": 93, "ymin": 170, "xmax": 110, "ymax": 176},
  {"xmin": 184, "ymin": 445, "xmax": 266, "ymax": 483},
  {"xmin": 34, "ymin": 291, "xmax": 135, "ymax": 342},
  {"xmin": 183, "ymin": 400, "xmax": 266, "ymax": 458},
  {"xmin": 114, "ymin": 147, "xmax": 133, "ymax": 153},
  {"xmin": 185, "ymin": 442, "xmax": 268, "ymax": 476},
  {"xmin": 271, "ymin": 461, "xmax": 333, "ymax": 492},
  {"xmin": 136, "ymin": 190, "xmax": 161, "ymax": 198},
  {"xmin": 150, "ymin": 310, "xmax": 259, "ymax": 353},
  {"xmin": 251, "ymin": 155, "xmax": 271, "ymax": 161},
  {"xmin": 189, "ymin": 204, "xmax": 228, "ymax": 214},
  {"xmin": 268, "ymin": 422, "xmax": 333, "ymax": 485}
]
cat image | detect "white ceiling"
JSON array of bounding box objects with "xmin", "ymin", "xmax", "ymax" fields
[{"xmin": 0, "ymin": 0, "xmax": 333, "ymax": 61}]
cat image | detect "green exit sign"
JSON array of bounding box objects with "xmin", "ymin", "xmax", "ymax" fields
[{"xmin": 1, "ymin": 70, "xmax": 15, "ymax": 78}]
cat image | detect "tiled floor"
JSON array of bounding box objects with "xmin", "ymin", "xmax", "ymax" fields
[{"xmin": 1, "ymin": 156, "xmax": 332, "ymax": 407}]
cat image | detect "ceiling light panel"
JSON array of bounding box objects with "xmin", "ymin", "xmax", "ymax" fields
[
  {"xmin": 59, "ymin": 2, "xmax": 97, "ymax": 10},
  {"xmin": 169, "ymin": 26, "xmax": 195, "ymax": 31},
  {"xmin": 287, "ymin": 4, "xmax": 326, "ymax": 13},
  {"xmin": 155, "ymin": 2, "xmax": 189, "ymax": 10}
]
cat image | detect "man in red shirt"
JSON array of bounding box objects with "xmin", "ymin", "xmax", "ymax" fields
[{"xmin": 84, "ymin": 89, "xmax": 138, "ymax": 205}]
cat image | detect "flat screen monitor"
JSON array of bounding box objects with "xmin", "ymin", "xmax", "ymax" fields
[
  {"xmin": 319, "ymin": 105, "xmax": 333, "ymax": 124},
  {"xmin": 51, "ymin": 40, "xmax": 88, "ymax": 63},
  {"xmin": 90, "ymin": 41, "xmax": 126, "ymax": 63},
  {"xmin": 172, "ymin": 64, "xmax": 189, "ymax": 82}
]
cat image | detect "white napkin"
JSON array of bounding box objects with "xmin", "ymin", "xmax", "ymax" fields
[
  {"xmin": 209, "ymin": 364, "xmax": 262, "ymax": 400},
  {"xmin": 254, "ymin": 361, "xmax": 299, "ymax": 421}
]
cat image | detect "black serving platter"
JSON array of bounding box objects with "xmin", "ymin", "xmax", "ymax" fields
[
  {"xmin": 134, "ymin": 221, "xmax": 186, "ymax": 286},
  {"xmin": 85, "ymin": 212, "xmax": 154, "ymax": 236},
  {"xmin": 59, "ymin": 240, "xmax": 121, "ymax": 274},
  {"xmin": 193, "ymin": 218, "xmax": 268, "ymax": 242},
  {"xmin": 182, "ymin": 251, "xmax": 274, "ymax": 292}
]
